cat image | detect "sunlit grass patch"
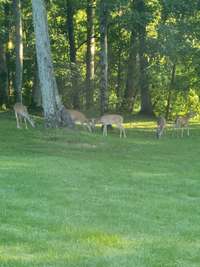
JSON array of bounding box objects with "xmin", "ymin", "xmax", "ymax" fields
[{"xmin": 124, "ymin": 120, "xmax": 156, "ymax": 129}]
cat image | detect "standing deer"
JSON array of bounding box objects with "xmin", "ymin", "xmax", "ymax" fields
[
  {"xmin": 156, "ymin": 116, "xmax": 166, "ymax": 139},
  {"xmin": 66, "ymin": 109, "xmax": 92, "ymax": 132},
  {"xmin": 98, "ymin": 114, "xmax": 126, "ymax": 138},
  {"xmin": 14, "ymin": 103, "xmax": 35, "ymax": 129},
  {"xmin": 174, "ymin": 111, "xmax": 195, "ymax": 137}
]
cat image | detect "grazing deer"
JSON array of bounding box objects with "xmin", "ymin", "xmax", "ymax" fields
[
  {"xmin": 14, "ymin": 103, "xmax": 35, "ymax": 129},
  {"xmin": 156, "ymin": 116, "xmax": 166, "ymax": 139},
  {"xmin": 174, "ymin": 111, "xmax": 195, "ymax": 137},
  {"xmin": 66, "ymin": 109, "xmax": 92, "ymax": 132},
  {"xmin": 99, "ymin": 114, "xmax": 126, "ymax": 138}
]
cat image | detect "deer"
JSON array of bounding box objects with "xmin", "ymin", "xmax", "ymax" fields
[
  {"xmin": 174, "ymin": 111, "xmax": 195, "ymax": 137},
  {"xmin": 97, "ymin": 114, "xmax": 126, "ymax": 138},
  {"xmin": 66, "ymin": 109, "xmax": 92, "ymax": 132},
  {"xmin": 14, "ymin": 103, "xmax": 35, "ymax": 129},
  {"xmin": 156, "ymin": 116, "xmax": 166, "ymax": 139}
]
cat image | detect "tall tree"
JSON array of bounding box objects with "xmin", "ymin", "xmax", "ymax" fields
[
  {"xmin": 165, "ymin": 63, "xmax": 176, "ymax": 119},
  {"xmin": 66, "ymin": 0, "xmax": 79, "ymax": 108},
  {"xmin": 86, "ymin": 0, "xmax": 96, "ymax": 110},
  {"xmin": 31, "ymin": 0, "xmax": 74, "ymax": 128},
  {"xmin": 0, "ymin": 35, "xmax": 8, "ymax": 107},
  {"xmin": 99, "ymin": 0, "xmax": 108, "ymax": 114},
  {"xmin": 4, "ymin": 1, "xmax": 11, "ymax": 103},
  {"xmin": 122, "ymin": 0, "xmax": 139, "ymax": 112},
  {"xmin": 137, "ymin": 0, "xmax": 153, "ymax": 115},
  {"xmin": 0, "ymin": 2, "xmax": 9, "ymax": 107},
  {"xmin": 14, "ymin": 0, "xmax": 23, "ymax": 103}
]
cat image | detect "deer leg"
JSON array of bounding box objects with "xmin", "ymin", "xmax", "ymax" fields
[
  {"xmin": 104, "ymin": 125, "xmax": 108, "ymax": 136},
  {"xmin": 116, "ymin": 124, "xmax": 121, "ymax": 138},
  {"xmin": 123, "ymin": 127, "xmax": 127, "ymax": 138},
  {"xmin": 181, "ymin": 128, "xmax": 184, "ymax": 138},
  {"xmin": 24, "ymin": 118, "xmax": 28, "ymax": 129},
  {"xmin": 86, "ymin": 123, "xmax": 92, "ymax": 132},
  {"xmin": 102, "ymin": 125, "xmax": 106, "ymax": 136},
  {"xmin": 157, "ymin": 127, "xmax": 161, "ymax": 139},
  {"xmin": 160, "ymin": 127, "xmax": 164, "ymax": 138},
  {"xmin": 120, "ymin": 125, "xmax": 126, "ymax": 138},
  {"xmin": 15, "ymin": 112, "xmax": 20, "ymax": 128},
  {"xmin": 187, "ymin": 127, "xmax": 189, "ymax": 136},
  {"xmin": 159, "ymin": 129, "xmax": 162, "ymax": 138},
  {"xmin": 82, "ymin": 123, "xmax": 87, "ymax": 131},
  {"xmin": 19, "ymin": 115, "xmax": 22, "ymax": 124},
  {"xmin": 120, "ymin": 127, "xmax": 122, "ymax": 138}
]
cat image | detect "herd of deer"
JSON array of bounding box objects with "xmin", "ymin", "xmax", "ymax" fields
[
  {"xmin": 14, "ymin": 102, "xmax": 196, "ymax": 138},
  {"xmin": 156, "ymin": 111, "xmax": 196, "ymax": 138}
]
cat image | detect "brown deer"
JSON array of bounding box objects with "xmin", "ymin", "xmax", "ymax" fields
[
  {"xmin": 66, "ymin": 109, "xmax": 92, "ymax": 132},
  {"xmin": 14, "ymin": 103, "xmax": 35, "ymax": 129},
  {"xmin": 98, "ymin": 114, "xmax": 126, "ymax": 138},
  {"xmin": 174, "ymin": 111, "xmax": 195, "ymax": 137},
  {"xmin": 156, "ymin": 116, "xmax": 166, "ymax": 139}
]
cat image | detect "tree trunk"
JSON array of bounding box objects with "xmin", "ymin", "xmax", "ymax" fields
[
  {"xmin": 99, "ymin": 0, "xmax": 108, "ymax": 114},
  {"xmin": 32, "ymin": 0, "xmax": 74, "ymax": 128},
  {"xmin": 4, "ymin": 2, "xmax": 12, "ymax": 103},
  {"xmin": 116, "ymin": 46, "xmax": 122, "ymax": 110},
  {"xmin": 32, "ymin": 62, "xmax": 42, "ymax": 107},
  {"xmin": 0, "ymin": 36, "xmax": 8, "ymax": 107},
  {"xmin": 14, "ymin": 0, "xmax": 23, "ymax": 103},
  {"xmin": 137, "ymin": 0, "xmax": 153, "ymax": 116},
  {"xmin": 165, "ymin": 63, "xmax": 176, "ymax": 119},
  {"xmin": 86, "ymin": 0, "xmax": 95, "ymax": 110},
  {"xmin": 66, "ymin": 0, "xmax": 79, "ymax": 109},
  {"xmin": 122, "ymin": 31, "xmax": 139, "ymax": 113}
]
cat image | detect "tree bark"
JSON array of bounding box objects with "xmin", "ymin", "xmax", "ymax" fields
[
  {"xmin": 32, "ymin": 61, "xmax": 42, "ymax": 107},
  {"xmin": 4, "ymin": 2, "xmax": 12, "ymax": 102},
  {"xmin": 116, "ymin": 46, "xmax": 122, "ymax": 110},
  {"xmin": 0, "ymin": 36, "xmax": 8, "ymax": 106},
  {"xmin": 86, "ymin": 0, "xmax": 95, "ymax": 110},
  {"xmin": 99, "ymin": 0, "xmax": 108, "ymax": 114},
  {"xmin": 32, "ymin": 0, "xmax": 74, "ymax": 128},
  {"xmin": 122, "ymin": 32, "xmax": 139, "ymax": 112},
  {"xmin": 66, "ymin": 0, "xmax": 79, "ymax": 109},
  {"xmin": 14, "ymin": 0, "xmax": 23, "ymax": 103},
  {"xmin": 165, "ymin": 63, "xmax": 176, "ymax": 119},
  {"xmin": 137, "ymin": 0, "xmax": 153, "ymax": 116}
]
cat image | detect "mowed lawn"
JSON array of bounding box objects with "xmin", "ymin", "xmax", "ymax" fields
[{"xmin": 0, "ymin": 112, "xmax": 200, "ymax": 267}]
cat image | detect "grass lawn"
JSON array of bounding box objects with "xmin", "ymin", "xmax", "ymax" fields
[{"xmin": 0, "ymin": 112, "xmax": 200, "ymax": 267}]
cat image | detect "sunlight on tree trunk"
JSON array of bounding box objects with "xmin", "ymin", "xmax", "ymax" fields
[
  {"xmin": 14, "ymin": 0, "xmax": 23, "ymax": 103},
  {"xmin": 99, "ymin": 0, "xmax": 108, "ymax": 114},
  {"xmin": 66, "ymin": 0, "xmax": 80, "ymax": 109},
  {"xmin": 32, "ymin": 0, "xmax": 74, "ymax": 128},
  {"xmin": 86, "ymin": 0, "xmax": 95, "ymax": 110},
  {"xmin": 0, "ymin": 36, "xmax": 8, "ymax": 107},
  {"xmin": 137, "ymin": 0, "xmax": 153, "ymax": 116}
]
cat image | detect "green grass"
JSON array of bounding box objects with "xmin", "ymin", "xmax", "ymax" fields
[{"xmin": 0, "ymin": 112, "xmax": 200, "ymax": 267}]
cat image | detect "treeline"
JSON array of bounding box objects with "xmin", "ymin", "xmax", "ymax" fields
[{"xmin": 0, "ymin": 0, "xmax": 200, "ymax": 123}]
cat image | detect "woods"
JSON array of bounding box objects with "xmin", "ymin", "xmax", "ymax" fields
[
  {"xmin": 1, "ymin": 1, "xmax": 200, "ymax": 266},
  {"xmin": 0, "ymin": 0, "xmax": 199, "ymax": 126}
]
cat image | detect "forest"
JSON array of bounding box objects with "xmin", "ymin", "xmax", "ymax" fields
[
  {"xmin": 0, "ymin": 0, "xmax": 200, "ymax": 126},
  {"xmin": 1, "ymin": 1, "xmax": 200, "ymax": 266}
]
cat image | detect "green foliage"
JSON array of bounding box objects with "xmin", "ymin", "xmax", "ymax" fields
[{"xmin": 0, "ymin": 0, "xmax": 200, "ymax": 115}]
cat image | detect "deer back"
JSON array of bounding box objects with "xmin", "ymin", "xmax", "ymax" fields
[
  {"xmin": 67, "ymin": 109, "xmax": 88, "ymax": 123},
  {"xmin": 100, "ymin": 114, "xmax": 123, "ymax": 125}
]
